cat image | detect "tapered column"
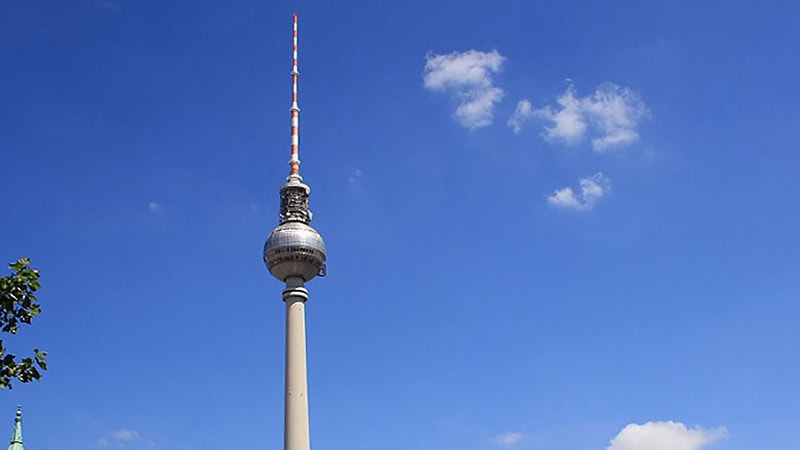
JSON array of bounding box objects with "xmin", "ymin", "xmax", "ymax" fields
[{"xmin": 283, "ymin": 276, "xmax": 310, "ymax": 450}]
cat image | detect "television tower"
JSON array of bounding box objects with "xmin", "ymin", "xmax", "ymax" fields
[{"xmin": 263, "ymin": 14, "xmax": 327, "ymax": 450}]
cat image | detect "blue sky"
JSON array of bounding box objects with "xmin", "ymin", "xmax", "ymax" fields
[{"xmin": 1, "ymin": 1, "xmax": 799, "ymax": 449}]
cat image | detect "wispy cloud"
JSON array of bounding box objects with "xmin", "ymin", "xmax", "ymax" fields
[
  {"xmin": 548, "ymin": 173, "xmax": 611, "ymax": 211},
  {"xmin": 148, "ymin": 202, "xmax": 161, "ymax": 214},
  {"xmin": 100, "ymin": 1, "xmax": 124, "ymax": 10},
  {"xmin": 511, "ymin": 82, "xmax": 648, "ymax": 151},
  {"xmin": 489, "ymin": 431, "xmax": 524, "ymax": 447},
  {"xmin": 348, "ymin": 168, "xmax": 363, "ymax": 187},
  {"xmin": 97, "ymin": 429, "xmax": 141, "ymax": 448},
  {"xmin": 423, "ymin": 49, "xmax": 506, "ymax": 129},
  {"xmin": 111, "ymin": 430, "xmax": 141, "ymax": 442},
  {"xmin": 582, "ymin": 84, "xmax": 649, "ymax": 151},
  {"xmin": 608, "ymin": 421, "xmax": 727, "ymax": 450},
  {"xmin": 508, "ymin": 99, "xmax": 533, "ymax": 134}
]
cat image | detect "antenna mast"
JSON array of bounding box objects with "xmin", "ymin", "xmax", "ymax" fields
[{"xmin": 289, "ymin": 13, "xmax": 301, "ymax": 180}]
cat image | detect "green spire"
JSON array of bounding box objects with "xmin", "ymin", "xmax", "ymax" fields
[{"xmin": 7, "ymin": 406, "xmax": 23, "ymax": 450}]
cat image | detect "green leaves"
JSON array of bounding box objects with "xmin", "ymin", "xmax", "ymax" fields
[
  {"xmin": 0, "ymin": 258, "xmax": 48, "ymax": 389},
  {"xmin": 0, "ymin": 341, "xmax": 47, "ymax": 388}
]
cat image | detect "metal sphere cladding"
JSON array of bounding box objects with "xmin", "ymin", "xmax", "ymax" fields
[{"xmin": 264, "ymin": 221, "xmax": 327, "ymax": 282}]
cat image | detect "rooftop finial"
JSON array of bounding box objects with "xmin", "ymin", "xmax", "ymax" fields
[
  {"xmin": 288, "ymin": 13, "xmax": 301, "ymax": 181},
  {"xmin": 8, "ymin": 406, "xmax": 23, "ymax": 450}
]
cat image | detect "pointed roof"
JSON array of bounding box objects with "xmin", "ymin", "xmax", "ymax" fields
[{"xmin": 7, "ymin": 406, "xmax": 23, "ymax": 450}]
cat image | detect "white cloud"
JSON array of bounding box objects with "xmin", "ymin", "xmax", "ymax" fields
[
  {"xmin": 97, "ymin": 429, "xmax": 141, "ymax": 447},
  {"xmin": 513, "ymin": 83, "xmax": 647, "ymax": 151},
  {"xmin": 548, "ymin": 173, "xmax": 611, "ymax": 211},
  {"xmin": 346, "ymin": 168, "xmax": 364, "ymax": 192},
  {"xmin": 508, "ymin": 99, "xmax": 533, "ymax": 134},
  {"xmin": 533, "ymin": 84, "xmax": 588, "ymax": 145},
  {"xmin": 423, "ymin": 49, "xmax": 506, "ymax": 129},
  {"xmin": 111, "ymin": 430, "xmax": 141, "ymax": 442},
  {"xmin": 608, "ymin": 421, "xmax": 727, "ymax": 450},
  {"xmin": 148, "ymin": 202, "xmax": 161, "ymax": 213},
  {"xmin": 348, "ymin": 168, "xmax": 363, "ymax": 186},
  {"xmin": 489, "ymin": 431, "xmax": 524, "ymax": 446},
  {"xmin": 583, "ymin": 84, "xmax": 649, "ymax": 151}
]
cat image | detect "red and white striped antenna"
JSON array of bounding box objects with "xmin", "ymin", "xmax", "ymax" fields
[{"xmin": 289, "ymin": 13, "xmax": 301, "ymax": 180}]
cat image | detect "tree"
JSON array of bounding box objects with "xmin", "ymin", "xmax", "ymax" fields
[{"xmin": 0, "ymin": 258, "xmax": 47, "ymax": 389}]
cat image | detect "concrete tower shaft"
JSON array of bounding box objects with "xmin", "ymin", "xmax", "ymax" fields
[{"xmin": 283, "ymin": 277, "xmax": 310, "ymax": 450}]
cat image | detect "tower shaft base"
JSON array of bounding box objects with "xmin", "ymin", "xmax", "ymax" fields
[{"xmin": 283, "ymin": 276, "xmax": 310, "ymax": 450}]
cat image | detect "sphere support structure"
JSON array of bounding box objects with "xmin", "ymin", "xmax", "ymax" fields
[{"xmin": 283, "ymin": 276, "xmax": 310, "ymax": 450}]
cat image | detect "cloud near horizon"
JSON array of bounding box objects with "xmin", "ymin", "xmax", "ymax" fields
[
  {"xmin": 489, "ymin": 431, "xmax": 524, "ymax": 447},
  {"xmin": 510, "ymin": 83, "xmax": 648, "ymax": 151},
  {"xmin": 423, "ymin": 49, "xmax": 506, "ymax": 129},
  {"xmin": 548, "ymin": 173, "xmax": 611, "ymax": 211},
  {"xmin": 97, "ymin": 429, "xmax": 141, "ymax": 447},
  {"xmin": 607, "ymin": 421, "xmax": 727, "ymax": 450}
]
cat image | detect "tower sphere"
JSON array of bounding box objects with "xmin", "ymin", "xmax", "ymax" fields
[{"xmin": 264, "ymin": 221, "xmax": 327, "ymax": 282}]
